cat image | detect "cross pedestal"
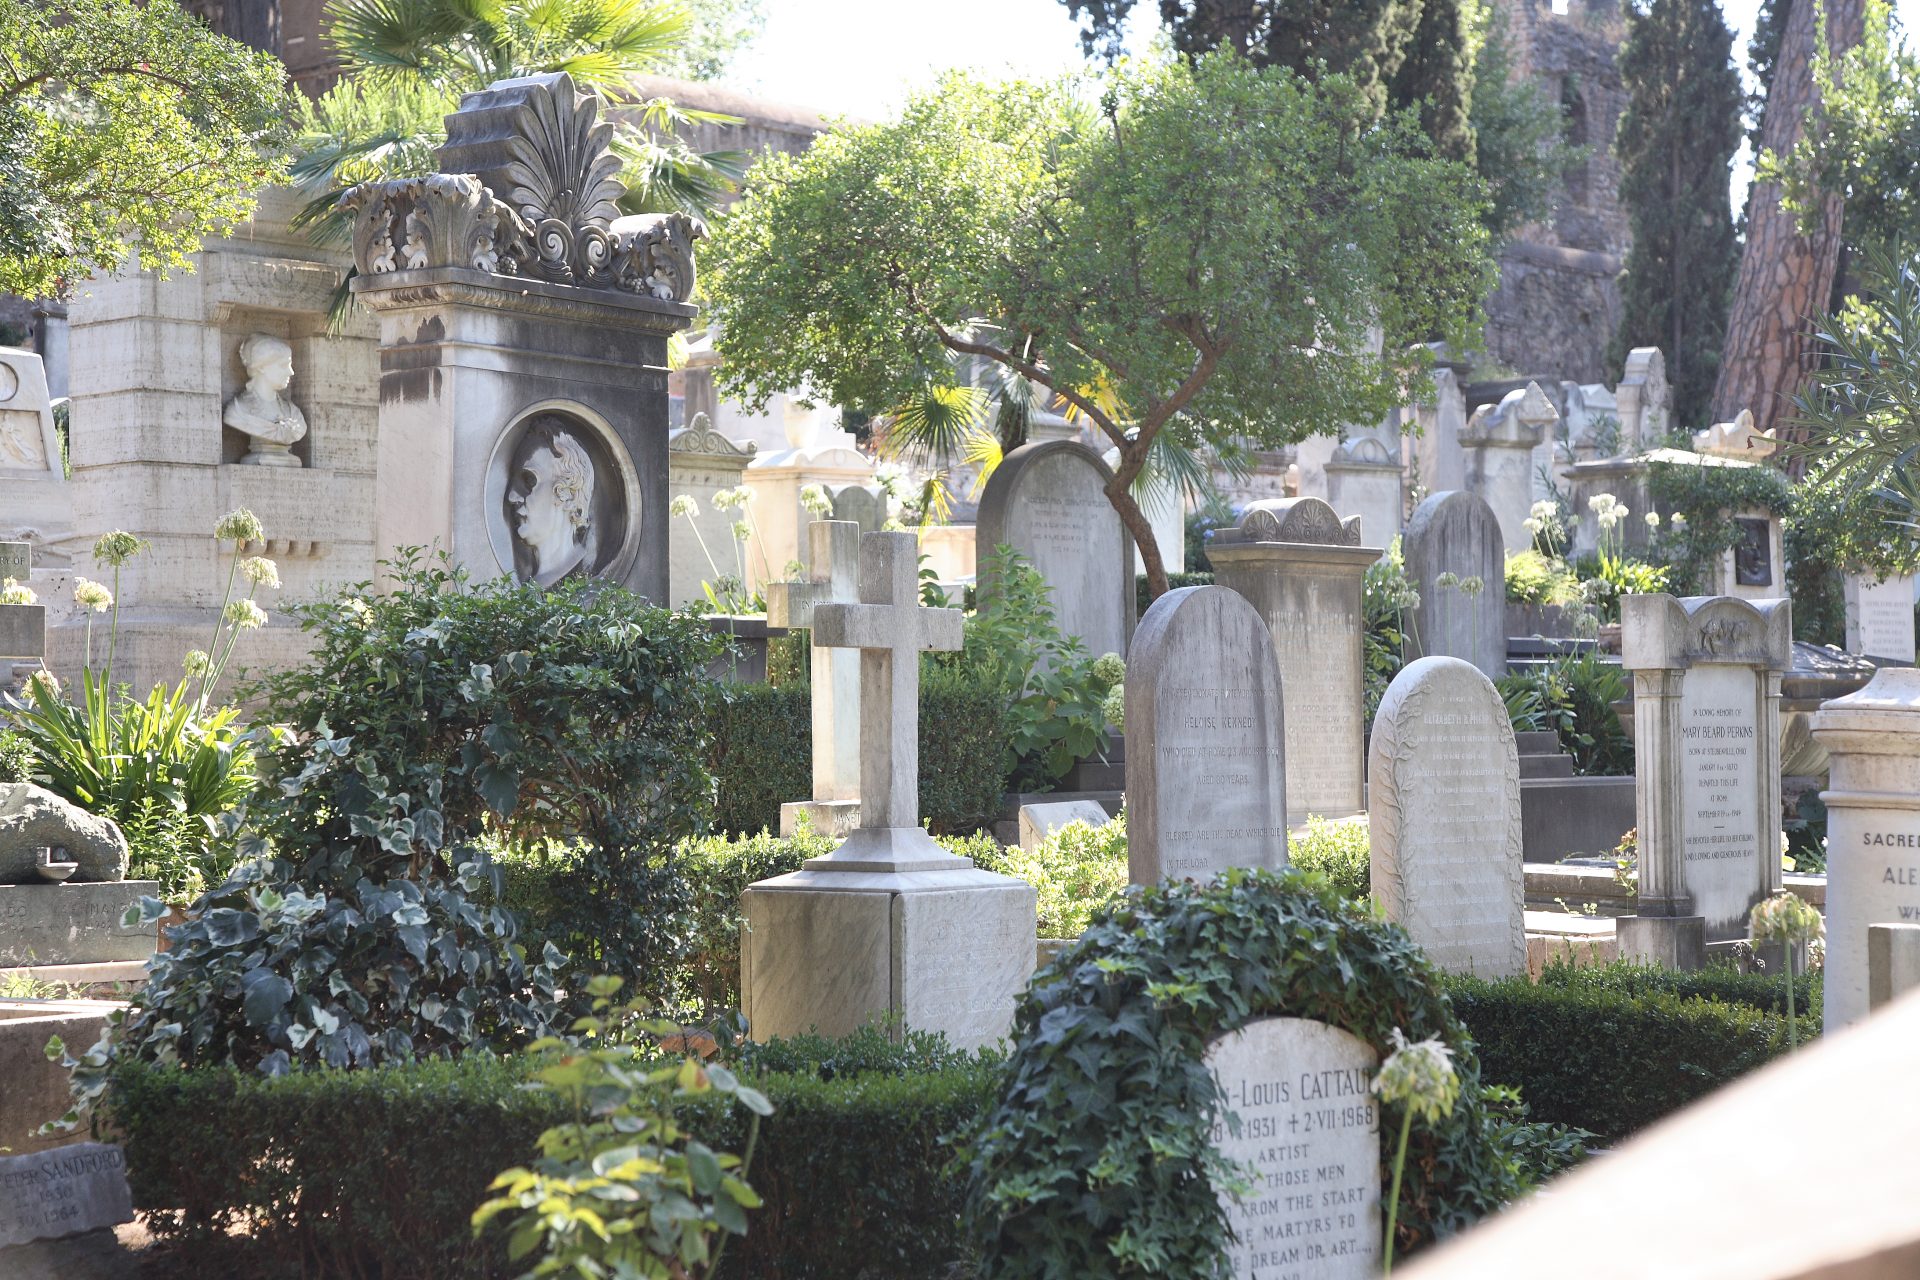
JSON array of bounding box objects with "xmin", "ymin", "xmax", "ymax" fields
[
  {"xmin": 740, "ymin": 531, "xmax": 1037, "ymax": 1051},
  {"xmin": 767, "ymin": 520, "xmax": 863, "ymax": 838}
]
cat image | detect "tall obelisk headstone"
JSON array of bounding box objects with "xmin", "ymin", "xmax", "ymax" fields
[
  {"xmin": 1125, "ymin": 586, "xmax": 1288, "ymax": 884},
  {"xmin": 345, "ymin": 71, "xmax": 700, "ymax": 600},
  {"xmin": 740, "ymin": 532, "xmax": 1036, "ymax": 1050}
]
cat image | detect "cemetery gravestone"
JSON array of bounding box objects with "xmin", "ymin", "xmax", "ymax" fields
[
  {"xmin": 0, "ymin": 1142, "xmax": 133, "ymax": 1249},
  {"xmin": 0, "ymin": 348, "xmax": 70, "ymax": 556},
  {"xmin": 977, "ymin": 440, "xmax": 1135, "ymax": 659},
  {"xmin": 1368, "ymin": 657, "xmax": 1525, "ymax": 977},
  {"xmin": 1402, "ymin": 491, "xmax": 1505, "ymax": 680},
  {"xmin": 346, "ymin": 71, "xmax": 699, "ymax": 601},
  {"xmin": 665, "ymin": 415, "xmax": 756, "ymax": 608},
  {"xmin": 1125, "ymin": 586, "xmax": 1288, "ymax": 883},
  {"xmin": 1208, "ymin": 499, "xmax": 1380, "ymax": 826},
  {"xmin": 1843, "ymin": 572, "xmax": 1916, "ymax": 664},
  {"xmin": 1206, "ymin": 1018, "xmax": 1381, "ymax": 1279},
  {"xmin": 1459, "ymin": 382, "xmax": 1558, "ymax": 554},
  {"xmin": 767, "ymin": 520, "xmax": 863, "ymax": 839},
  {"xmin": 1810, "ymin": 667, "xmax": 1920, "ymax": 1030},
  {"xmin": 741, "ymin": 531, "xmax": 1036, "ymax": 1050},
  {"xmin": 1620, "ymin": 595, "xmax": 1791, "ymax": 967}
]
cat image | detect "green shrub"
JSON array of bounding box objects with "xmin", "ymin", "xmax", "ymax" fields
[
  {"xmin": 1366, "ymin": 537, "xmax": 1419, "ymax": 720},
  {"xmin": 1446, "ymin": 960, "xmax": 1807, "ymax": 1140},
  {"xmin": 987, "ymin": 813, "xmax": 1129, "ymax": 937},
  {"xmin": 964, "ymin": 870, "xmax": 1551, "ymax": 1274},
  {"xmin": 1503, "ymin": 548, "xmax": 1582, "ymax": 605},
  {"xmin": 708, "ymin": 682, "xmax": 812, "ymax": 837},
  {"xmin": 0, "ymin": 727, "xmax": 33, "ymax": 782},
  {"xmin": 709, "ymin": 663, "xmax": 1011, "ymax": 838},
  {"xmin": 1288, "ymin": 814, "xmax": 1371, "ymax": 899},
  {"xmin": 1134, "ymin": 569, "xmax": 1215, "ymax": 616},
  {"xmin": 106, "ymin": 1028, "xmax": 1001, "ymax": 1280},
  {"xmin": 1497, "ymin": 649, "xmax": 1633, "ymax": 776}
]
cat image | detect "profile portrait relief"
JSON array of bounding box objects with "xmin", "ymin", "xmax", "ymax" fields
[
  {"xmin": 224, "ymin": 334, "xmax": 308, "ymax": 467},
  {"xmin": 508, "ymin": 426, "xmax": 599, "ymax": 586}
]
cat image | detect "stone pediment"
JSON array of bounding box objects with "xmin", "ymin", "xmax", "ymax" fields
[
  {"xmin": 668, "ymin": 413, "xmax": 756, "ymax": 459},
  {"xmin": 1621, "ymin": 593, "xmax": 1792, "ymax": 671},
  {"xmin": 1693, "ymin": 409, "xmax": 1779, "ymax": 460},
  {"xmin": 1219, "ymin": 496, "xmax": 1361, "ymax": 547},
  {"xmin": 1461, "ymin": 380, "xmax": 1558, "ymax": 448}
]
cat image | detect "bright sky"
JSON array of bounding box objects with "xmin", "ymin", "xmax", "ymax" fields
[{"xmin": 730, "ymin": 0, "xmax": 1918, "ymax": 126}]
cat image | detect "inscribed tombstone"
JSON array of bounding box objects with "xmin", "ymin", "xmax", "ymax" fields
[
  {"xmin": 1844, "ymin": 572, "xmax": 1917, "ymax": 663},
  {"xmin": 1402, "ymin": 491, "xmax": 1505, "ymax": 680},
  {"xmin": 1125, "ymin": 586, "xmax": 1288, "ymax": 883},
  {"xmin": 1206, "ymin": 1018, "xmax": 1380, "ymax": 1279},
  {"xmin": 977, "ymin": 440, "xmax": 1134, "ymax": 659},
  {"xmin": 1368, "ymin": 657, "xmax": 1525, "ymax": 976},
  {"xmin": 0, "ymin": 1143, "xmax": 133, "ymax": 1249}
]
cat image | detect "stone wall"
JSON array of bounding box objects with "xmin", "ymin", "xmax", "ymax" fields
[{"xmin": 1485, "ymin": 0, "xmax": 1630, "ymax": 384}]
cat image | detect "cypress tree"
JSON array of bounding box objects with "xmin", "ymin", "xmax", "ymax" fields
[{"xmin": 1609, "ymin": 0, "xmax": 1743, "ymax": 430}]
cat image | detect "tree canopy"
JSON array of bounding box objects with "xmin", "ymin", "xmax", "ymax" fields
[
  {"xmin": 704, "ymin": 54, "xmax": 1493, "ymax": 593},
  {"xmin": 1609, "ymin": 0, "xmax": 1742, "ymax": 428},
  {"xmin": 0, "ymin": 0, "xmax": 294, "ymax": 299}
]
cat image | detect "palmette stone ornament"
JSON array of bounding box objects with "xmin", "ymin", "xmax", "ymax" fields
[
  {"xmin": 223, "ymin": 334, "xmax": 308, "ymax": 467},
  {"xmin": 337, "ymin": 71, "xmax": 703, "ymax": 303}
]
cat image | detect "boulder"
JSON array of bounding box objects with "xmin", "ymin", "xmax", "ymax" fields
[{"xmin": 0, "ymin": 785, "xmax": 129, "ymax": 883}]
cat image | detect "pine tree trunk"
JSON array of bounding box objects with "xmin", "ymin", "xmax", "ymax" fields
[{"xmin": 1712, "ymin": 0, "xmax": 1865, "ymax": 456}]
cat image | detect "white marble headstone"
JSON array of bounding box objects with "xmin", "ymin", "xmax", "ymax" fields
[
  {"xmin": 1369, "ymin": 657, "xmax": 1525, "ymax": 977},
  {"xmin": 1206, "ymin": 1017, "xmax": 1381, "ymax": 1279},
  {"xmin": 1126, "ymin": 586, "xmax": 1288, "ymax": 883},
  {"xmin": 1678, "ymin": 662, "xmax": 1765, "ymax": 936}
]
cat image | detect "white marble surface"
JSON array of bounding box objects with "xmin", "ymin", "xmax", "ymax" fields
[
  {"xmin": 1369, "ymin": 657, "xmax": 1525, "ymax": 977},
  {"xmin": 1678, "ymin": 663, "xmax": 1765, "ymax": 939},
  {"xmin": 1207, "ymin": 1018, "xmax": 1380, "ymax": 1279},
  {"xmin": 1844, "ymin": 572, "xmax": 1916, "ymax": 663},
  {"xmin": 1018, "ymin": 800, "xmax": 1111, "ymax": 852},
  {"xmin": 1126, "ymin": 586, "xmax": 1288, "ymax": 884}
]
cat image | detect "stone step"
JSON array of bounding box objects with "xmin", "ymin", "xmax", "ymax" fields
[
  {"xmin": 0, "ymin": 962, "xmax": 148, "ymax": 993},
  {"xmin": 1519, "ymin": 754, "xmax": 1576, "ymax": 779},
  {"xmin": 1514, "ymin": 730, "xmax": 1564, "ymax": 756}
]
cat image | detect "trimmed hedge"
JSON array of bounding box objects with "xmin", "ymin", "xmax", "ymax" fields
[
  {"xmin": 708, "ymin": 666, "xmax": 1010, "ymax": 837},
  {"xmin": 107, "ymin": 1030, "xmax": 999, "ymax": 1280},
  {"xmin": 1135, "ymin": 569, "xmax": 1215, "ymax": 616},
  {"xmin": 1447, "ymin": 961, "xmax": 1810, "ymax": 1141}
]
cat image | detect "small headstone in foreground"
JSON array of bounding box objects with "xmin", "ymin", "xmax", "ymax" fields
[{"xmin": 0, "ymin": 1142, "xmax": 133, "ymax": 1250}]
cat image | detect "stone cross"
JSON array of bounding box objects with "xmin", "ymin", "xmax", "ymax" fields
[
  {"xmin": 767, "ymin": 520, "xmax": 862, "ymax": 832},
  {"xmin": 807, "ymin": 530, "xmax": 964, "ymax": 869}
]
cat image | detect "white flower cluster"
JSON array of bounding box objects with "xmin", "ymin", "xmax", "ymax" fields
[
  {"xmin": 669, "ymin": 494, "xmax": 699, "ymax": 519},
  {"xmin": 711, "ymin": 486, "xmax": 752, "ymax": 511},
  {"xmin": 1749, "ymin": 890, "xmax": 1824, "ymax": 946},
  {"xmin": 73, "ymin": 578, "xmax": 113, "ymax": 613},
  {"xmin": 1522, "ymin": 498, "xmax": 1566, "ymax": 542},
  {"xmin": 799, "ymin": 484, "xmax": 833, "ymax": 517},
  {"xmin": 1372, "ymin": 1028, "xmax": 1461, "ymax": 1124},
  {"xmin": 1588, "ymin": 492, "xmax": 1630, "ymax": 532},
  {"xmin": 0, "ymin": 578, "xmax": 36, "ymax": 607}
]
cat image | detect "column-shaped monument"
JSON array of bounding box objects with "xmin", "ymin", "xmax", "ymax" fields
[
  {"xmin": 344, "ymin": 72, "xmax": 700, "ymax": 598},
  {"xmin": 1208, "ymin": 498, "xmax": 1381, "ymax": 826},
  {"xmin": 1619, "ymin": 594, "xmax": 1791, "ymax": 969},
  {"xmin": 741, "ymin": 531, "xmax": 1036, "ymax": 1049}
]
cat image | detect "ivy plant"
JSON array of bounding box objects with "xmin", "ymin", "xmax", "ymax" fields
[
  {"xmin": 1646, "ymin": 457, "xmax": 1793, "ymax": 595},
  {"xmin": 962, "ymin": 869, "xmax": 1574, "ymax": 1277}
]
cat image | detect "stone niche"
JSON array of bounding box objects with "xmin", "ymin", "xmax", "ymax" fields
[
  {"xmin": 57, "ymin": 185, "xmax": 380, "ymax": 693},
  {"xmin": 344, "ymin": 71, "xmax": 700, "ymax": 603},
  {"xmin": 1207, "ymin": 498, "xmax": 1381, "ymax": 826},
  {"xmin": 1620, "ymin": 594, "xmax": 1791, "ymax": 966}
]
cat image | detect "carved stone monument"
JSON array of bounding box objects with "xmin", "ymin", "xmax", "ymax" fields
[
  {"xmin": 767, "ymin": 519, "xmax": 863, "ymax": 839},
  {"xmin": 977, "ymin": 439, "xmax": 1135, "ymax": 659},
  {"xmin": 1812, "ymin": 667, "xmax": 1920, "ymax": 1031},
  {"xmin": 0, "ymin": 347, "xmax": 71, "ymax": 557},
  {"xmin": 1402, "ymin": 490, "xmax": 1506, "ymax": 680},
  {"xmin": 1208, "ymin": 498, "xmax": 1381, "ymax": 826},
  {"xmin": 344, "ymin": 72, "xmax": 700, "ymax": 599},
  {"xmin": 1619, "ymin": 594, "xmax": 1791, "ymax": 968},
  {"xmin": 740, "ymin": 531, "xmax": 1036, "ymax": 1050},
  {"xmin": 1614, "ymin": 346, "xmax": 1670, "ymax": 452},
  {"xmin": 1206, "ymin": 1018, "xmax": 1381, "ymax": 1278},
  {"xmin": 0, "ymin": 1142, "xmax": 133, "ymax": 1253},
  {"xmin": 665, "ymin": 414, "xmax": 756, "ymax": 607},
  {"xmin": 1460, "ymin": 381, "xmax": 1559, "ymax": 553},
  {"xmin": 1125, "ymin": 586, "xmax": 1288, "ymax": 884},
  {"xmin": 1369, "ymin": 657, "xmax": 1526, "ymax": 977}
]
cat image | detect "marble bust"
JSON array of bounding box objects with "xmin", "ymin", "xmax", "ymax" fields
[
  {"xmin": 509, "ymin": 427, "xmax": 598, "ymax": 585},
  {"xmin": 223, "ymin": 334, "xmax": 308, "ymax": 467}
]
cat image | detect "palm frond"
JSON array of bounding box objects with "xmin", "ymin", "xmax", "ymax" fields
[
  {"xmin": 609, "ymin": 126, "xmax": 741, "ymax": 216},
  {"xmin": 873, "ymin": 380, "xmax": 992, "ymax": 468}
]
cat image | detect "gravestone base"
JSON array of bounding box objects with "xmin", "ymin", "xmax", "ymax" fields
[
  {"xmin": 778, "ymin": 800, "xmax": 860, "ymax": 841},
  {"xmin": 1869, "ymin": 924, "xmax": 1920, "ymax": 1012},
  {"xmin": 740, "ymin": 865, "xmax": 1036, "ymax": 1051},
  {"xmin": 1617, "ymin": 914, "xmax": 1706, "ymax": 972}
]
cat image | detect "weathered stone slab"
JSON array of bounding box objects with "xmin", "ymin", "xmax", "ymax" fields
[
  {"xmin": 1206, "ymin": 1017, "xmax": 1380, "ymax": 1278},
  {"xmin": 1403, "ymin": 491, "xmax": 1505, "ymax": 680},
  {"xmin": 1125, "ymin": 586, "xmax": 1288, "ymax": 884},
  {"xmin": 1843, "ymin": 571, "xmax": 1916, "ymax": 663},
  {"xmin": 1018, "ymin": 800, "xmax": 1110, "ymax": 852},
  {"xmin": 977, "ymin": 440, "xmax": 1134, "ymax": 660},
  {"xmin": 0, "ymin": 785, "xmax": 129, "ymax": 884},
  {"xmin": 1369, "ymin": 657, "xmax": 1525, "ymax": 977},
  {"xmin": 0, "ymin": 882, "xmax": 158, "ymax": 966},
  {"xmin": 0, "ymin": 1001, "xmax": 125, "ymax": 1156},
  {"xmin": 0, "ymin": 1142, "xmax": 132, "ymax": 1248}
]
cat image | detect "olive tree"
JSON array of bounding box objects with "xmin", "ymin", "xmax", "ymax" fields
[{"xmin": 704, "ymin": 53, "xmax": 1493, "ymax": 595}]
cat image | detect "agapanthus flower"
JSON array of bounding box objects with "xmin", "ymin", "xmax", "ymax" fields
[
  {"xmin": 669, "ymin": 494, "xmax": 699, "ymax": 519},
  {"xmin": 182, "ymin": 649, "xmax": 211, "ymax": 677},
  {"xmin": 241, "ymin": 557, "xmax": 280, "ymax": 589},
  {"xmin": 1645, "ymin": 511, "xmax": 1662, "ymax": 529},
  {"xmin": 799, "ymin": 484, "xmax": 832, "ymax": 516},
  {"xmin": 73, "ymin": 578, "xmax": 112, "ymax": 612},
  {"xmin": 1749, "ymin": 890, "xmax": 1824, "ymax": 946},
  {"xmin": 214, "ymin": 509, "xmax": 266, "ymax": 545},
  {"xmin": 225, "ymin": 599, "xmax": 268, "ymax": 630},
  {"xmin": 0, "ymin": 578, "xmax": 35, "ymax": 606},
  {"xmin": 731, "ymin": 519, "xmax": 751, "ymax": 542},
  {"xmin": 92, "ymin": 530, "xmax": 149, "ymax": 568},
  {"xmin": 1372, "ymin": 1029, "xmax": 1461, "ymax": 1124}
]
